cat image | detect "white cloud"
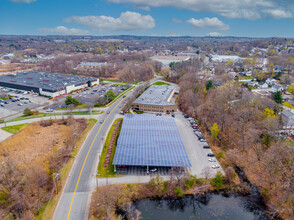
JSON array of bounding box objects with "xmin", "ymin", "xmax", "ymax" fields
[
  {"xmin": 187, "ymin": 17, "xmax": 229, "ymax": 31},
  {"xmin": 10, "ymin": 0, "xmax": 36, "ymax": 3},
  {"xmin": 263, "ymin": 9, "xmax": 293, "ymax": 19},
  {"xmin": 108, "ymin": 0, "xmax": 294, "ymax": 20},
  {"xmin": 38, "ymin": 26, "xmax": 90, "ymax": 35},
  {"xmin": 64, "ymin": 11, "xmax": 155, "ymax": 32},
  {"xmin": 207, "ymin": 32, "xmax": 223, "ymax": 37},
  {"xmin": 172, "ymin": 18, "xmax": 182, "ymax": 24}
]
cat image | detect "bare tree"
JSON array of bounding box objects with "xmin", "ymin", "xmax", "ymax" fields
[{"xmin": 201, "ymin": 166, "xmax": 212, "ymax": 183}]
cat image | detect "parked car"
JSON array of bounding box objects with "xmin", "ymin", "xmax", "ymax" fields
[
  {"xmin": 100, "ymin": 119, "xmax": 104, "ymax": 124},
  {"xmin": 212, "ymin": 164, "xmax": 220, "ymax": 169},
  {"xmin": 106, "ymin": 111, "xmax": 110, "ymax": 114},
  {"xmin": 184, "ymin": 114, "xmax": 189, "ymax": 118},
  {"xmin": 199, "ymin": 137, "xmax": 206, "ymax": 142},
  {"xmin": 149, "ymin": 168, "xmax": 157, "ymax": 173},
  {"xmin": 203, "ymin": 145, "xmax": 210, "ymax": 149},
  {"xmin": 207, "ymin": 153, "xmax": 215, "ymax": 157},
  {"xmin": 172, "ymin": 114, "xmax": 175, "ymax": 117},
  {"xmin": 209, "ymin": 158, "xmax": 217, "ymax": 162},
  {"xmin": 122, "ymin": 95, "xmax": 126, "ymax": 98},
  {"xmin": 17, "ymin": 103, "xmax": 23, "ymax": 106}
]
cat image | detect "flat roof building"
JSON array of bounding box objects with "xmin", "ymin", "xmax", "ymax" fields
[
  {"xmin": 113, "ymin": 114, "xmax": 191, "ymax": 168},
  {"xmin": 132, "ymin": 85, "xmax": 177, "ymax": 113},
  {"xmin": 0, "ymin": 71, "xmax": 99, "ymax": 97}
]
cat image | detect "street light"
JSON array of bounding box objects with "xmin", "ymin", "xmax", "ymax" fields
[{"xmin": 73, "ymin": 132, "xmax": 78, "ymax": 148}]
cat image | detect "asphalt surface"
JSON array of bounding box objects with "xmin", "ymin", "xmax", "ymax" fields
[
  {"xmin": 53, "ymin": 92, "xmax": 132, "ymax": 220},
  {"xmin": 174, "ymin": 112, "xmax": 223, "ymax": 177}
]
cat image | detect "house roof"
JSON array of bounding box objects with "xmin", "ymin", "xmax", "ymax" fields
[{"xmin": 281, "ymin": 110, "xmax": 294, "ymax": 119}]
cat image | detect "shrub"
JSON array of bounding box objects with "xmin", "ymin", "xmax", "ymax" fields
[
  {"xmin": 65, "ymin": 96, "xmax": 79, "ymax": 106},
  {"xmin": 23, "ymin": 108, "xmax": 33, "ymax": 116},
  {"xmin": 216, "ymin": 152, "xmax": 226, "ymax": 159},
  {"xmin": 184, "ymin": 175, "xmax": 197, "ymax": 189},
  {"xmin": 174, "ymin": 187, "xmax": 183, "ymax": 197},
  {"xmin": 210, "ymin": 171, "xmax": 225, "ymax": 190}
]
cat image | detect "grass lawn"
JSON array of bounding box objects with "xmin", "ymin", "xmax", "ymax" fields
[
  {"xmin": 35, "ymin": 118, "xmax": 97, "ymax": 220},
  {"xmin": 152, "ymin": 81, "xmax": 170, "ymax": 86},
  {"xmin": 97, "ymin": 118, "xmax": 123, "ymax": 178},
  {"xmin": 6, "ymin": 111, "xmax": 103, "ymax": 123},
  {"xmin": 238, "ymin": 74, "xmax": 254, "ymax": 80},
  {"xmin": 133, "ymin": 110, "xmax": 144, "ymax": 114},
  {"xmin": 2, "ymin": 123, "xmax": 30, "ymax": 133},
  {"xmin": 0, "ymin": 96, "xmax": 10, "ymax": 100}
]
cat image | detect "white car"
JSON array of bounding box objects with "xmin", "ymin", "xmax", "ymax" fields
[
  {"xmin": 208, "ymin": 158, "xmax": 217, "ymax": 162},
  {"xmin": 212, "ymin": 164, "xmax": 220, "ymax": 169}
]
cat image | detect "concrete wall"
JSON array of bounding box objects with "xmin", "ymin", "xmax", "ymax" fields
[
  {"xmin": 167, "ymin": 87, "xmax": 176, "ymax": 103},
  {"xmin": 90, "ymin": 79, "xmax": 100, "ymax": 86},
  {"xmin": 66, "ymin": 84, "xmax": 87, "ymax": 94},
  {"xmin": 39, "ymin": 88, "xmax": 66, "ymax": 97}
]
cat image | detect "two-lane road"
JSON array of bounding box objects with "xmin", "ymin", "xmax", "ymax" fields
[{"xmin": 53, "ymin": 89, "xmax": 133, "ymax": 220}]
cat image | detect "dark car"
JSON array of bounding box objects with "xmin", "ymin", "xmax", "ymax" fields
[
  {"xmin": 172, "ymin": 114, "xmax": 175, "ymax": 117},
  {"xmin": 184, "ymin": 114, "xmax": 190, "ymax": 118},
  {"xmin": 207, "ymin": 153, "xmax": 215, "ymax": 157},
  {"xmin": 203, "ymin": 145, "xmax": 210, "ymax": 149},
  {"xmin": 122, "ymin": 95, "xmax": 126, "ymax": 98}
]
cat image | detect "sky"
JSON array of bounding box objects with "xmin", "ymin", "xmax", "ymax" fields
[{"xmin": 1, "ymin": 0, "xmax": 294, "ymax": 37}]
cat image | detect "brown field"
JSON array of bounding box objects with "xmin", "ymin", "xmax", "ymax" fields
[
  {"xmin": 0, "ymin": 61, "xmax": 37, "ymax": 75},
  {"xmin": 0, "ymin": 118, "xmax": 88, "ymax": 219}
]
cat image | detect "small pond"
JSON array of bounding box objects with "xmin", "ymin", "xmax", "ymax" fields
[{"xmin": 133, "ymin": 194, "xmax": 268, "ymax": 220}]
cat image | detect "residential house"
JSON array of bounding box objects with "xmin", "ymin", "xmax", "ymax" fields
[
  {"xmin": 240, "ymin": 70, "xmax": 252, "ymax": 76},
  {"xmin": 259, "ymin": 82, "xmax": 269, "ymax": 89},
  {"xmin": 274, "ymin": 66, "xmax": 283, "ymax": 74},
  {"xmin": 265, "ymin": 78, "xmax": 277, "ymax": 86},
  {"xmin": 270, "ymin": 84, "xmax": 283, "ymax": 93},
  {"xmin": 281, "ymin": 110, "xmax": 294, "ymax": 128},
  {"xmin": 248, "ymin": 81, "xmax": 259, "ymax": 87}
]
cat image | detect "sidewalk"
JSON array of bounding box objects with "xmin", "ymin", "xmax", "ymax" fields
[{"xmin": 0, "ymin": 129, "xmax": 12, "ymax": 142}]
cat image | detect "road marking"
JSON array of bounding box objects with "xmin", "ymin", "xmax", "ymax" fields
[{"xmin": 66, "ymin": 89, "xmax": 134, "ymax": 220}]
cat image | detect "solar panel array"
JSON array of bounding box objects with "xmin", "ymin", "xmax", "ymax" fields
[{"xmin": 112, "ymin": 114, "xmax": 191, "ymax": 167}]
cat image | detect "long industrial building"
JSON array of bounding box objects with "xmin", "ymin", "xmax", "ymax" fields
[
  {"xmin": 132, "ymin": 84, "xmax": 177, "ymax": 113},
  {"xmin": 0, "ymin": 71, "xmax": 99, "ymax": 97},
  {"xmin": 112, "ymin": 114, "xmax": 191, "ymax": 171}
]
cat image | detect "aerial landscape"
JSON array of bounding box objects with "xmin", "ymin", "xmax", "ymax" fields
[{"xmin": 0, "ymin": 0, "xmax": 294, "ymax": 220}]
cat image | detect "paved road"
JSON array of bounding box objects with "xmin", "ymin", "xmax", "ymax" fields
[
  {"xmin": 53, "ymin": 93, "xmax": 131, "ymax": 220},
  {"xmin": 53, "ymin": 77, "xmax": 161, "ymax": 220}
]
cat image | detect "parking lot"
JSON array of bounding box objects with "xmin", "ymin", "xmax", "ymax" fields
[
  {"xmin": 0, "ymin": 90, "xmax": 44, "ymax": 118},
  {"xmin": 116, "ymin": 166, "xmax": 172, "ymax": 176},
  {"xmin": 49, "ymin": 83, "xmax": 127, "ymax": 109},
  {"xmin": 174, "ymin": 111, "xmax": 223, "ymax": 178}
]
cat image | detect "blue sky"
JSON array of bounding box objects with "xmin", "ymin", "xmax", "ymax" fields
[{"xmin": 1, "ymin": 0, "xmax": 294, "ymax": 37}]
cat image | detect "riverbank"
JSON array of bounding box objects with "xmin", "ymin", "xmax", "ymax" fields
[{"xmin": 89, "ymin": 171, "xmax": 272, "ymax": 220}]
